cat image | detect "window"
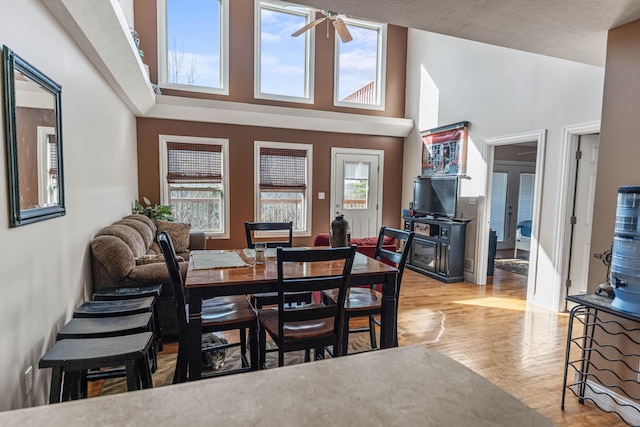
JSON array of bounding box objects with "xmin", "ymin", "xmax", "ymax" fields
[
  {"xmin": 255, "ymin": 141, "xmax": 312, "ymax": 235},
  {"xmin": 159, "ymin": 135, "xmax": 229, "ymax": 237},
  {"xmin": 343, "ymin": 161, "xmax": 369, "ymax": 209},
  {"xmin": 158, "ymin": 0, "xmax": 228, "ymax": 94},
  {"xmin": 334, "ymin": 18, "xmax": 386, "ymax": 110},
  {"xmin": 255, "ymin": 1, "xmax": 314, "ymax": 103}
]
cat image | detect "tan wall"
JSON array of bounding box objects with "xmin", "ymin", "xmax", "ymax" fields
[
  {"xmin": 589, "ymin": 19, "xmax": 640, "ymax": 292},
  {"xmin": 137, "ymin": 119, "xmax": 404, "ymax": 248},
  {"xmin": 134, "ymin": 0, "xmax": 407, "ymax": 118}
]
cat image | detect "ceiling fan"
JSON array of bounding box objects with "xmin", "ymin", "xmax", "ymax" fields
[{"xmin": 291, "ymin": 10, "xmax": 353, "ymax": 43}]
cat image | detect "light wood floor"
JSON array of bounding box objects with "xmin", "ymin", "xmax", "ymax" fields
[{"xmin": 398, "ymin": 266, "xmax": 626, "ymax": 426}]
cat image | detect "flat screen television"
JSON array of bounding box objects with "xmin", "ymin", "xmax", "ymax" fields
[{"xmin": 412, "ymin": 176, "xmax": 458, "ymax": 218}]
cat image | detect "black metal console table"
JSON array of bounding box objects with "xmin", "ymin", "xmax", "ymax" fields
[{"xmin": 562, "ymin": 293, "xmax": 640, "ymax": 426}]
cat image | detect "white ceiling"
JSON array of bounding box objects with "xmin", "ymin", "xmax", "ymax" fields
[{"xmin": 294, "ymin": 0, "xmax": 640, "ymax": 66}]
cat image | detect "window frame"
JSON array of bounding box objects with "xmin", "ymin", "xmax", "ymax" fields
[
  {"xmin": 333, "ymin": 18, "xmax": 387, "ymax": 111},
  {"xmin": 254, "ymin": 0, "xmax": 315, "ymax": 104},
  {"xmin": 254, "ymin": 140, "xmax": 313, "ymax": 237},
  {"xmin": 157, "ymin": 0, "xmax": 229, "ymax": 95},
  {"xmin": 159, "ymin": 135, "xmax": 230, "ymax": 238}
]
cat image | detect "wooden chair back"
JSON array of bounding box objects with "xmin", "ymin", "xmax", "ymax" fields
[
  {"xmin": 374, "ymin": 227, "xmax": 415, "ymax": 295},
  {"xmin": 245, "ymin": 221, "xmax": 293, "ymax": 248},
  {"xmin": 276, "ymin": 245, "xmax": 357, "ymax": 357},
  {"xmin": 157, "ymin": 231, "xmax": 189, "ymax": 382}
]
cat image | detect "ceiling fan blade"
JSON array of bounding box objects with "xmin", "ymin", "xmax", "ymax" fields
[
  {"xmin": 333, "ymin": 18, "xmax": 353, "ymax": 43},
  {"xmin": 291, "ymin": 17, "xmax": 326, "ymax": 37}
]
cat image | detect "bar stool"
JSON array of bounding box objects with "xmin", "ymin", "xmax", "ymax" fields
[
  {"xmin": 92, "ymin": 284, "xmax": 163, "ymax": 352},
  {"xmin": 73, "ymin": 296, "xmax": 159, "ymax": 371},
  {"xmin": 39, "ymin": 332, "xmax": 154, "ymax": 403}
]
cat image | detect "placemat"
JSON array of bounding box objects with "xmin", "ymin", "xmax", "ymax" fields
[{"xmin": 192, "ymin": 252, "xmax": 250, "ymax": 270}]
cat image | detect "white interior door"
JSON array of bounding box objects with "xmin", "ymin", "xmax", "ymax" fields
[
  {"xmin": 568, "ymin": 134, "xmax": 599, "ymax": 295},
  {"xmin": 331, "ymin": 150, "xmax": 382, "ymax": 239}
]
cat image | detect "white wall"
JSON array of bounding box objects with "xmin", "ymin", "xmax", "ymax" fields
[
  {"xmin": 403, "ymin": 29, "xmax": 604, "ymax": 310},
  {"xmin": 0, "ymin": 1, "xmax": 139, "ymax": 410}
]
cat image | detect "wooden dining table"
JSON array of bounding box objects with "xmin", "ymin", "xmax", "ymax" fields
[{"xmin": 184, "ymin": 249, "xmax": 398, "ymax": 381}]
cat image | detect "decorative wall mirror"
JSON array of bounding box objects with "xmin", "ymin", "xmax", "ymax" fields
[{"xmin": 3, "ymin": 45, "xmax": 65, "ymax": 227}]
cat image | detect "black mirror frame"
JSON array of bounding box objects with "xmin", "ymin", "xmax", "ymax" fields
[{"xmin": 3, "ymin": 46, "xmax": 65, "ymax": 227}]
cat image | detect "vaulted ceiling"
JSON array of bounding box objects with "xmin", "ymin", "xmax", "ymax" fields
[{"xmin": 295, "ymin": 0, "xmax": 640, "ymax": 66}]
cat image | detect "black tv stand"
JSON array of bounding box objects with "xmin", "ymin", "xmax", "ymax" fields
[{"xmin": 403, "ymin": 216, "xmax": 466, "ymax": 283}]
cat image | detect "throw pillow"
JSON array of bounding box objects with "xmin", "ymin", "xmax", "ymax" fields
[{"xmin": 156, "ymin": 220, "xmax": 191, "ymax": 253}]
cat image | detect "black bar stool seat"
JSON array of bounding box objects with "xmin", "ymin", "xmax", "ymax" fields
[
  {"xmin": 73, "ymin": 297, "xmax": 155, "ymax": 318},
  {"xmin": 93, "ymin": 284, "xmax": 163, "ymax": 301},
  {"xmin": 56, "ymin": 313, "xmax": 153, "ymax": 340},
  {"xmin": 39, "ymin": 332, "xmax": 154, "ymax": 404}
]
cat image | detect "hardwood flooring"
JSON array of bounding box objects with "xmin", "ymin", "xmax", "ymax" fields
[
  {"xmin": 398, "ymin": 267, "xmax": 626, "ymax": 426},
  {"xmin": 93, "ymin": 266, "xmax": 627, "ymax": 426}
]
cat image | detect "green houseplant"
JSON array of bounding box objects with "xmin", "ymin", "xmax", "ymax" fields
[{"xmin": 132, "ymin": 197, "xmax": 175, "ymax": 223}]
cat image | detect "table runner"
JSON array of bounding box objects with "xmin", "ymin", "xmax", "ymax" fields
[{"xmin": 191, "ymin": 252, "xmax": 249, "ymax": 270}]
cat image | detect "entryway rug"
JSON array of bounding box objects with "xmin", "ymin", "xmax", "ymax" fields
[{"xmin": 494, "ymin": 258, "xmax": 529, "ymax": 276}]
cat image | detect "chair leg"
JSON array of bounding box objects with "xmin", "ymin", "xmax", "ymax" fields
[
  {"xmin": 259, "ymin": 327, "xmax": 267, "ymax": 369},
  {"xmin": 62, "ymin": 370, "xmax": 81, "ymax": 401},
  {"xmin": 239, "ymin": 327, "xmax": 247, "ymax": 363},
  {"xmin": 369, "ymin": 315, "xmax": 378, "ymax": 349},
  {"xmin": 249, "ymin": 324, "xmax": 259, "ymax": 371},
  {"xmin": 49, "ymin": 367, "xmax": 63, "ymax": 404},
  {"xmin": 342, "ymin": 314, "xmax": 350, "ymax": 356},
  {"xmin": 138, "ymin": 357, "xmax": 154, "ymax": 389},
  {"xmin": 304, "ymin": 349, "xmax": 311, "ymax": 362},
  {"xmin": 173, "ymin": 339, "xmax": 189, "ymax": 384},
  {"xmin": 315, "ymin": 347, "xmax": 324, "ymax": 360},
  {"xmin": 125, "ymin": 360, "xmax": 141, "ymax": 391},
  {"xmin": 278, "ymin": 348, "xmax": 284, "ymax": 367}
]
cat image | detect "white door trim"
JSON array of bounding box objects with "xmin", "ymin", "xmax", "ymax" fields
[
  {"xmin": 330, "ymin": 147, "xmax": 384, "ymax": 235},
  {"xmin": 553, "ymin": 121, "xmax": 600, "ymax": 311},
  {"xmin": 475, "ymin": 130, "xmax": 546, "ymax": 305}
]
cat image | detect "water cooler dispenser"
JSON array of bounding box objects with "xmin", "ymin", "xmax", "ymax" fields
[{"xmin": 611, "ymin": 186, "xmax": 640, "ymax": 313}]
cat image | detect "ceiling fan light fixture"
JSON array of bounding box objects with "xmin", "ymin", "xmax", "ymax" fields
[{"xmin": 291, "ymin": 9, "xmax": 353, "ymax": 43}]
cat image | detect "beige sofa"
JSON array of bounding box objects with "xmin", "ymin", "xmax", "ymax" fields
[{"xmin": 91, "ymin": 214, "xmax": 206, "ymax": 337}]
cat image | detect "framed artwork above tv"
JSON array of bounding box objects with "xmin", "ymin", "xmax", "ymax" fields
[{"xmin": 420, "ymin": 121, "xmax": 469, "ymax": 176}]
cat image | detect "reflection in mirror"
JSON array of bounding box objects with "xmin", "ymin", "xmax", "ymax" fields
[{"xmin": 3, "ymin": 46, "xmax": 64, "ymax": 227}]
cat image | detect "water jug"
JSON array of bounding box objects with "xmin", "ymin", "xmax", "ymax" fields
[
  {"xmin": 330, "ymin": 214, "xmax": 350, "ymax": 247},
  {"xmin": 611, "ymin": 186, "xmax": 640, "ymax": 313}
]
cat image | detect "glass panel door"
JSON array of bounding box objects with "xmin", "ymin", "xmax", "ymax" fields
[{"xmin": 490, "ymin": 172, "xmax": 508, "ymax": 242}]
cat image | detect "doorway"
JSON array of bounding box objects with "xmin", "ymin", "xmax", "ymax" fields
[
  {"xmin": 330, "ymin": 147, "xmax": 384, "ymax": 239},
  {"xmin": 555, "ymin": 122, "xmax": 600, "ymax": 310},
  {"xmin": 475, "ymin": 130, "xmax": 546, "ymax": 305}
]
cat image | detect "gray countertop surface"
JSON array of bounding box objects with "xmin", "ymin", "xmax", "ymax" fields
[{"xmin": 0, "ymin": 345, "xmax": 553, "ymax": 426}]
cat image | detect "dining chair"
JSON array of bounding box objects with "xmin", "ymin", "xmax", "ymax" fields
[
  {"xmin": 258, "ymin": 245, "xmax": 357, "ymax": 367},
  {"xmin": 158, "ymin": 231, "xmax": 259, "ymax": 383},
  {"xmin": 322, "ymin": 227, "xmax": 415, "ymax": 354},
  {"xmin": 244, "ymin": 221, "xmax": 312, "ymax": 309}
]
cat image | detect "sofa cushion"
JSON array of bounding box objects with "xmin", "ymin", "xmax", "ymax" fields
[
  {"xmin": 135, "ymin": 254, "xmax": 184, "ymax": 265},
  {"xmin": 97, "ymin": 224, "xmax": 147, "ymax": 258},
  {"xmin": 91, "ymin": 235, "xmax": 135, "ymax": 281},
  {"xmin": 125, "ymin": 214, "xmax": 157, "ymax": 235},
  {"xmin": 156, "ymin": 220, "xmax": 191, "ymax": 253},
  {"xmin": 118, "ymin": 218, "xmax": 155, "ymax": 248}
]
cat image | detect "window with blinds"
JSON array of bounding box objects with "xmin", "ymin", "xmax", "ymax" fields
[
  {"xmin": 160, "ymin": 137, "xmax": 229, "ymax": 236},
  {"xmin": 255, "ymin": 142, "xmax": 312, "ymax": 233}
]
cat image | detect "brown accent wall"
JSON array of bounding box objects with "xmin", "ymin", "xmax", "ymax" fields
[
  {"xmin": 587, "ymin": 18, "xmax": 640, "ymax": 395},
  {"xmin": 589, "ymin": 19, "xmax": 640, "ymax": 292},
  {"xmin": 137, "ymin": 119, "xmax": 404, "ymax": 249},
  {"xmin": 134, "ymin": 0, "xmax": 407, "ymax": 117}
]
